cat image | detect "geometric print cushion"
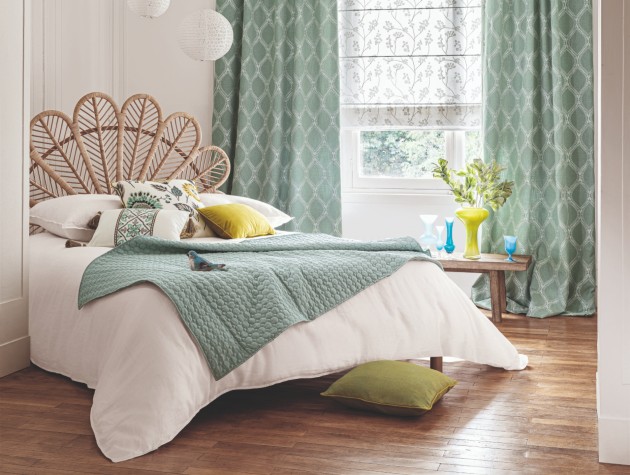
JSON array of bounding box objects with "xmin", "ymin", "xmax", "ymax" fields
[
  {"xmin": 113, "ymin": 179, "xmax": 213, "ymax": 238},
  {"xmin": 87, "ymin": 209, "xmax": 190, "ymax": 247}
]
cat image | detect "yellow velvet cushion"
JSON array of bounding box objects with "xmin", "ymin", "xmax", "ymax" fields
[{"xmin": 197, "ymin": 203, "xmax": 276, "ymax": 239}]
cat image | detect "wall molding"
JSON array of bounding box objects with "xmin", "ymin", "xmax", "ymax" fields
[
  {"xmin": 31, "ymin": 0, "xmax": 123, "ymax": 115},
  {"xmin": 30, "ymin": 0, "xmax": 214, "ymax": 137},
  {"xmin": 0, "ymin": 0, "xmax": 30, "ymax": 379},
  {"xmin": 112, "ymin": 0, "xmax": 126, "ymax": 102},
  {"xmin": 599, "ymin": 416, "xmax": 630, "ymax": 465},
  {"xmin": 597, "ymin": 0, "xmax": 630, "ymax": 465}
]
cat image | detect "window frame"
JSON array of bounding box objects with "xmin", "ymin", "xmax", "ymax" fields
[{"xmin": 341, "ymin": 128, "xmax": 471, "ymax": 194}]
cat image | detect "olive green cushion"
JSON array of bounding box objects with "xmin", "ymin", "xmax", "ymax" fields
[{"xmin": 321, "ymin": 360, "xmax": 457, "ymax": 416}]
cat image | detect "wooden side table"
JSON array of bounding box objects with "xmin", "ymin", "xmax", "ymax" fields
[{"xmin": 437, "ymin": 253, "xmax": 532, "ymax": 323}]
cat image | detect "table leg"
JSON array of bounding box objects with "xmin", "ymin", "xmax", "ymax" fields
[
  {"xmin": 489, "ymin": 270, "xmax": 503, "ymax": 323},
  {"xmin": 430, "ymin": 357, "xmax": 443, "ymax": 372},
  {"xmin": 498, "ymin": 270, "xmax": 507, "ymax": 313}
]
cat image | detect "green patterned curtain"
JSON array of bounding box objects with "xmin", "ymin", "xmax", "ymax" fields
[
  {"xmin": 212, "ymin": 0, "xmax": 341, "ymax": 235},
  {"xmin": 472, "ymin": 0, "xmax": 596, "ymax": 317}
]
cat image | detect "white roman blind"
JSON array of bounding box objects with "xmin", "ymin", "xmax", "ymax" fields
[{"xmin": 338, "ymin": 0, "xmax": 482, "ymax": 130}]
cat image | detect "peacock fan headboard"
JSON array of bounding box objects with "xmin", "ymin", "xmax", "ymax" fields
[{"xmin": 29, "ymin": 91, "xmax": 230, "ymax": 215}]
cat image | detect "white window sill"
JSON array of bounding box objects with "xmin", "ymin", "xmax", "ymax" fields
[{"xmin": 342, "ymin": 189, "xmax": 457, "ymax": 205}]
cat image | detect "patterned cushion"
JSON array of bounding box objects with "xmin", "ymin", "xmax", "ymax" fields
[
  {"xmin": 87, "ymin": 209, "xmax": 190, "ymax": 247},
  {"xmin": 114, "ymin": 180, "xmax": 212, "ymax": 238}
]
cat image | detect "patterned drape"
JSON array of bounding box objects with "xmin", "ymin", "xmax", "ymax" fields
[
  {"xmin": 472, "ymin": 0, "xmax": 596, "ymax": 317},
  {"xmin": 212, "ymin": 0, "xmax": 341, "ymax": 235},
  {"xmin": 338, "ymin": 0, "xmax": 482, "ymax": 130}
]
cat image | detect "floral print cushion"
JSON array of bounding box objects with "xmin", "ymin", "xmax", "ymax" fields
[{"xmin": 114, "ymin": 179, "xmax": 212, "ymax": 238}]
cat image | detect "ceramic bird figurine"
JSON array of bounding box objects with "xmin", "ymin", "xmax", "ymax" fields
[{"xmin": 187, "ymin": 251, "xmax": 227, "ymax": 272}]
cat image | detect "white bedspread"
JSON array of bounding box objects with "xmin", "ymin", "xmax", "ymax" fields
[{"xmin": 29, "ymin": 232, "xmax": 527, "ymax": 462}]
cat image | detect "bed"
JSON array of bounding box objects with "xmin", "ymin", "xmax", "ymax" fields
[{"xmin": 28, "ymin": 92, "xmax": 528, "ymax": 462}]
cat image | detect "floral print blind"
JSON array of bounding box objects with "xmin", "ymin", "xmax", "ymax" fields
[{"xmin": 338, "ymin": 0, "xmax": 482, "ymax": 130}]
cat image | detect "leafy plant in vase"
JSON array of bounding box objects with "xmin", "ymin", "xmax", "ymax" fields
[{"xmin": 432, "ymin": 158, "xmax": 514, "ymax": 260}]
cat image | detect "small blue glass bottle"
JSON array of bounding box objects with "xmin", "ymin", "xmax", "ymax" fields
[{"xmin": 444, "ymin": 217, "xmax": 455, "ymax": 257}]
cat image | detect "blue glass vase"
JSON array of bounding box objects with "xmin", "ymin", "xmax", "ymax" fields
[
  {"xmin": 444, "ymin": 217, "xmax": 455, "ymax": 256},
  {"xmin": 419, "ymin": 214, "xmax": 438, "ymax": 249},
  {"xmin": 504, "ymin": 235, "xmax": 517, "ymax": 262}
]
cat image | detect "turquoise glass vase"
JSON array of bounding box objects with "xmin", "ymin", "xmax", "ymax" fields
[
  {"xmin": 455, "ymin": 207, "xmax": 489, "ymax": 260},
  {"xmin": 504, "ymin": 235, "xmax": 517, "ymax": 262},
  {"xmin": 444, "ymin": 217, "xmax": 455, "ymax": 256}
]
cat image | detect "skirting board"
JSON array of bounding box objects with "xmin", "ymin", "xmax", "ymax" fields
[
  {"xmin": 599, "ymin": 416, "xmax": 630, "ymax": 465},
  {"xmin": 0, "ymin": 336, "xmax": 30, "ymax": 378}
]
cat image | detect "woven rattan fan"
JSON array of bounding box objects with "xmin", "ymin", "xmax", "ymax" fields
[{"xmin": 29, "ymin": 92, "xmax": 230, "ymax": 232}]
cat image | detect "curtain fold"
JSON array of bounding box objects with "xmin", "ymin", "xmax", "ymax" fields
[
  {"xmin": 472, "ymin": 0, "xmax": 595, "ymax": 317},
  {"xmin": 212, "ymin": 0, "xmax": 342, "ymax": 235}
]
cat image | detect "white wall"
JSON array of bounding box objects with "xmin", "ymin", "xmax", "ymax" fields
[
  {"xmin": 0, "ymin": 0, "xmax": 30, "ymax": 377},
  {"xmin": 31, "ymin": 0, "xmax": 215, "ymax": 142},
  {"xmin": 597, "ymin": 0, "xmax": 630, "ymax": 466},
  {"xmin": 122, "ymin": 0, "xmax": 215, "ymax": 141}
]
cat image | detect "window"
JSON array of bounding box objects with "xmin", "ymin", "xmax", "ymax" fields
[
  {"xmin": 361, "ymin": 130, "xmax": 445, "ymax": 179},
  {"xmin": 338, "ymin": 0, "xmax": 482, "ymax": 191}
]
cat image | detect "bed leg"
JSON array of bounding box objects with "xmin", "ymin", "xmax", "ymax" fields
[{"xmin": 430, "ymin": 357, "xmax": 443, "ymax": 372}]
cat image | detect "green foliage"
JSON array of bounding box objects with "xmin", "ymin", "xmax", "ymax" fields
[
  {"xmin": 432, "ymin": 158, "xmax": 514, "ymax": 211},
  {"xmin": 361, "ymin": 131, "xmax": 444, "ymax": 178}
]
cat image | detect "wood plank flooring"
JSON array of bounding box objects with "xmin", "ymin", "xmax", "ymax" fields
[{"xmin": 1, "ymin": 314, "xmax": 629, "ymax": 474}]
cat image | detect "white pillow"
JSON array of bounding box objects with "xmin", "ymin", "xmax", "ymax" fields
[
  {"xmin": 88, "ymin": 209, "xmax": 190, "ymax": 247},
  {"xmin": 30, "ymin": 194, "xmax": 123, "ymax": 241},
  {"xmin": 198, "ymin": 194, "xmax": 293, "ymax": 228}
]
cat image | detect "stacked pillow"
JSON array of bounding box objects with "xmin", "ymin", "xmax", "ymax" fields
[
  {"xmin": 198, "ymin": 193, "xmax": 293, "ymax": 228},
  {"xmin": 197, "ymin": 203, "xmax": 276, "ymax": 239},
  {"xmin": 29, "ymin": 181, "xmax": 294, "ymax": 247},
  {"xmin": 29, "ymin": 194, "xmax": 123, "ymax": 242},
  {"xmin": 113, "ymin": 179, "xmax": 212, "ymax": 238},
  {"xmin": 88, "ymin": 209, "xmax": 190, "ymax": 247}
]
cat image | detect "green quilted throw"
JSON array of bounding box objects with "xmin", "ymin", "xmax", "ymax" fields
[
  {"xmin": 78, "ymin": 234, "xmax": 437, "ymax": 379},
  {"xmin": 472, "ymin": 0, "xmax": 596, "ymax": 317},
  {"xmin": 213, "ymin": 0, "xmax": 341, "ymax": 235}
]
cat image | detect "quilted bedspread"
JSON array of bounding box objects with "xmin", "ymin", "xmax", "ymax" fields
[{"xmin": 78, "ymin": 233, "xmax": 440, "ymax": 379}]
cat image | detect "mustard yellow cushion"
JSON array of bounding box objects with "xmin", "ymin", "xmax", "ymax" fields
[
  {"xmin": 197, "ymin": 203, "xmax": 276, "ymax": 239},
  {"xmin": 321, "ymin": 360, "xmax": 457, "ymax": 416}
]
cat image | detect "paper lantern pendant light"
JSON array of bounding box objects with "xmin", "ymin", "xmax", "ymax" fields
[
  {"xmin": 127, "ymin": 0, "xmax": 170, "ymax": 19},
  {"xmin": 178, "ymin": 9, "xmax": 233, "ymax": 61}
]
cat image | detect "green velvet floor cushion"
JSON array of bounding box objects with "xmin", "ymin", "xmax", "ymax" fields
[{"xmin": 321, "ymin": 360, "xmax": 457, "ymax": 416}]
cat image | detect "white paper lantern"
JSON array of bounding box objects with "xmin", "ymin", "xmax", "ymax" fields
[
  {"xmin": 127, "ymin": 0, "xmax": 170, "ymax": 19},
  {"xmin": 178, "ymin": 9, "xmax": 234, "ymax": 61}
]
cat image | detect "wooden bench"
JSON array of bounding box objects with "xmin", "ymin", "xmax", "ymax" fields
[{"xmin": 437, "ymin": 253, "xmax": 532, "ymax": 323}]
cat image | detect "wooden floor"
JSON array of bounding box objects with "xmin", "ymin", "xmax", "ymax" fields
[{"xmin": 1, "ymin": 314, "xmax": 629, "ymax": 475}]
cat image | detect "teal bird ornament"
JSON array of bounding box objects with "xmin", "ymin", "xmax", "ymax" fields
[{"xmin": 188, "ymin": 251, "xmax": 227, "ymax": 272}]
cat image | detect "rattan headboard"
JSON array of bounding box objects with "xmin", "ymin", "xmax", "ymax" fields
[{"xmin": 29, "ymin": 91, "xmax": 230, "ymax": 217}]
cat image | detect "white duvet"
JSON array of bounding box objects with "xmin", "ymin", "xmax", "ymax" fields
[{"xmin": 29, "ymin": 232, "xmax": 527, "ymax": 462}]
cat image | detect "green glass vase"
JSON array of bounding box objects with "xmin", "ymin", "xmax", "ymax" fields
[{"xmin": 455, "ymin": 207, "xmax": 489, "ymax": 260}]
